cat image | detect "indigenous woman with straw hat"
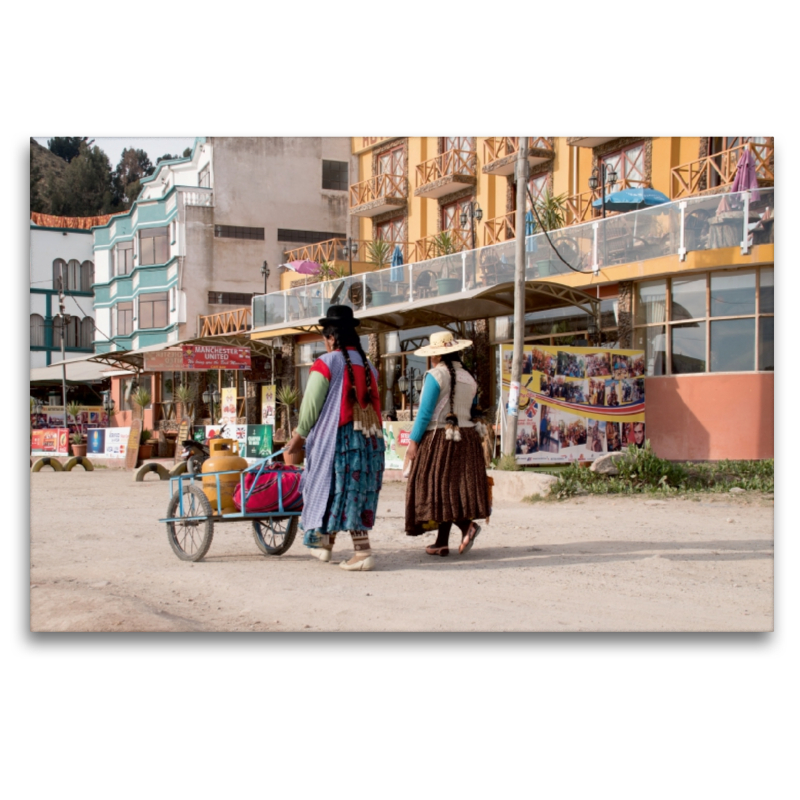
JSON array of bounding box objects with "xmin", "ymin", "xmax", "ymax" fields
[
  {"xmin": 285, "ymin": 305, "xmax": 384, "ymax": 571},
  {"xmin": 404, "ymin": 331, "xmax": 490, "ymax": 557}
]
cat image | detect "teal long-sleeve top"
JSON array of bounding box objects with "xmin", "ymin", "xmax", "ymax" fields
[{"xmin": 409, "ymin": 373, "xmax": 441, "ymax": 443}]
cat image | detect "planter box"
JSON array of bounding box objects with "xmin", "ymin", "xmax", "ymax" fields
[
  {"xmin": 71, "ymin": 444, "xmax": 87, "ymax": 457},
  {"xmin": 370, "ymin": 290, "xmax": 394, "ymax": 307},
  {"xmin": 138, "ymin": 444, "xmax": 154, "ymax": 460},
  {"xmin": 437, "ymin": 277, "xmax": 462, "ymax": 296}
]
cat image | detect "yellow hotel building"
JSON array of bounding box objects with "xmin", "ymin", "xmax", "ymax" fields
[{"xmin": 250, "ymin": 135, "xmax": 774, "ymax": 461}]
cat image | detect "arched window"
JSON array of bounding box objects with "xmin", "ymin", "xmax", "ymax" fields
[
  {"xmin": 80, "ymin": 261, "xmax": 94, "ymax": 292},
  {"xmin": 80, "ymin": 317, "xmax": 95, "ymax": 349},
  {"xmin": 53, "ymin": 315, "xmax": 80, "ymax": 347},
  {"xmin": 30, "ymin": 314, "xmax": 45, "ymax": 347},
  {"xmin": 52, "ymin": 259, "xmax": 67, "ymax": 289},
  {"xmin": 66, "ymin": 259, "xmax": 81, "ymax": 292}
]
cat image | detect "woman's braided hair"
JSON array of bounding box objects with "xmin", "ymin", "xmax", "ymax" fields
[
  {"xmin": 323, "ymin": 323, "xmax": 373, "ymax": 405},
  {"xmin": 440, "ymin": 351, "xmax": 483, "ymax": 426}
]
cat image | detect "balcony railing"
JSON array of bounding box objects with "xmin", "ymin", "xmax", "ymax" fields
[
  {"xmin": 180, "ymin": 187, "xmax": 214, "ymax": 207},
  {"xmin": 199, "ymin": 307, "xmax": 251, "ymax": 336},
  {"xmin": 564, "ymin": 178, "xmax": 645, "ymax": 226},
  {"xmin": 284, "ymin": 238, "xmax": 410, "ymax": 265},
  {"xmin": 252, "ymin": 188, "xmax": 773, "ymax": 330},
  {"xmin": 412, "ymin": 229, "xmax": 473, "ymax": 262},
  {"xmin": 349, "ymin": 173, "xmax": 406, "ymax": 208},
  {"xmin": 671, "ymin": 141, "xmax": 774, "ymax": 199},
  {"xmin": 483, "ymin": 211, "xmax": 517, "ymax": 245},
  {"xmin": 483, "ymin": 137, "xmax": 552, "ymax": 163},
  {"xmin": 416, "ymin": 148, "xmax": 477, "ymax": 187}
]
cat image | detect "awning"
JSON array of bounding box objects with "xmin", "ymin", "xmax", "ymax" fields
[
  {"xmin": 248, "ymin": 280, "xmax": 600, "ymax": 337},
  {"xmin": 30, "ymin": 355, "xmax": 113, "ymax": 386}
]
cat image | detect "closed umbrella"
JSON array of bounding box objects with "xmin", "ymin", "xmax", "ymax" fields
[
  {"xmin": 731, "ymin": 147, "xmax": 760, "ymax": 202},
  {"xmin": 525, "ymin": 209, "xmax": 537, "ymax": 254},
  {"xmin": 390, "ymin": 244, "xmax": 404, "ymax": 282}
]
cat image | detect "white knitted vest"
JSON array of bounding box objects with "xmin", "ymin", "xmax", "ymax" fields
[{"xmin": 426, "ymin": 361, "xmax": 477, "ymax": 431}]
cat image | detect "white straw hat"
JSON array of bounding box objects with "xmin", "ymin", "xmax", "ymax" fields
[{"xmin": 414, "ymin": 331, "xmax": 473, "ymax": 357}]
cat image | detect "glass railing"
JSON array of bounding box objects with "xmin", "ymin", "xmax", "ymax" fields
[{"xmin": 251, "ymin": 188, "xmax": 774, "ymax": 328}]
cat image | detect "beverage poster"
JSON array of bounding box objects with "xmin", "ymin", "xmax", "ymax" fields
[
  {"xmin": 261, "ymin": 384, "xmax": 275, "ymax": 426},
  {"xmin": 500, "ymin": 344, "xmax": 646, "ymax": 464},
  {"xmin": 221, "ymin": 388, "xmax": 238, "ymax": 422},
  {"xmin": 382, "ymin": 421, "xmax": 414, "ymax": 470}
]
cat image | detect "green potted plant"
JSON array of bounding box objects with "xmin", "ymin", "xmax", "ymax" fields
[
  {"xmin": 365, "ymin": 240, "xmax": 394, "ymax": 307},
  {"xmin": 138, "ymin": 428, "xmax": 154, "ymax": 460},
  {"xmin": 276, "ymin": 384, "xmax": 303, "ymax": 465},
  {"xmin": 432, "ymin": 231, "xmax": 463, "ymax": 295},
  {"xmin": 70, "ymin": 431, "xmax": 87, "ymax": 457},
  {"xmin": 532, "ymin": 190, "xmax": 567, "ymax": 276},
  {"xmin": 131, "ymin": 387, "xmax": 151, "ymax": 421}
]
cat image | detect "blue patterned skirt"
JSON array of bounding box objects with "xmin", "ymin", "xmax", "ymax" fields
[{"xmin": 302, "ymin": 422, "xmax": 385, "ymax": 547}]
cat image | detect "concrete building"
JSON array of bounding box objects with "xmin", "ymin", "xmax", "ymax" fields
[{"xmin": 29, "ymin": 220, "xmax": 96, "ymax": 368}]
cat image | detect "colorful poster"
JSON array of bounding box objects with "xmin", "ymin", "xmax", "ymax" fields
[
  {"xmin": 500, "ymin": 344, "xmax": 645, "ymax": 464},
  {"xmin": 30, "ymin": 428, "xmax": 69, "ymax": 455},
  {"xmin": 182, "ymin": 345, "xmax": 251, "ymax": 370},
  {"xmin": 244, "ymin": 425, "xmax": 274, "ymax": 459},
  {"xmin": 87, "ymin": 428, "xmax": 106, "ymax": 455},
  {"xmin": 382, "ymin": 420, "xmax": 414, "ymax": 470},
  {"xmin": 261, "ymin": 385, "xmax": 276, "ymax": 426},
  {"xmin": 104, "ymin": 427, "xmax": 131, "ymax": 458},
  {"xmin": 31, "ymin": 406, "xmax": 104, "ymax": 434},
  {"xmin": 221, "ymin": 388, "xmax": 238, "ymax": 422}
]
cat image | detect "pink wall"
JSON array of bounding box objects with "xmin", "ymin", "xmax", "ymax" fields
[{"xmin": 646, "ymin": 373, "xmax": 774, "ymax": 461}]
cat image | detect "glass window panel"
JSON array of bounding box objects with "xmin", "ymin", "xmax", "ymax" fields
[
  {"xmin": 153, "ymin": 299, "xmax": 168, "ymax": 328},
  {"xmin": 671, "ymin": 277, "xmax": 706, "ymax": 321},
  {"xmin": 634, "ymin": 325, "xmax": 667, "ymax": 376},
  {"xmin": 710, "ymin": 318, "xmax": 755, "ymax": 372},
  {"xmin": 710, "ymin": 270, "xmax": 755, "ymax": 317},
  {"xmin": 760, "ymin": 267, "xmax": 774, "ymax": 314},
  {"xmin": 671, "ymin": 322, "xmax": 707, "ymax": 374},
  {"xmin": 759, "ymin": 317, "xmax": 774, "ymax": 371},
  {"xmin": 635, "ymin": 280, "xmax": 666, "ymax": 325}
]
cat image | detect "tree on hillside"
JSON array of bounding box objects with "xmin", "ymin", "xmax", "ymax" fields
[
  {"xmin": 113, "ymin": 148, "xmax": 155, "ymax": 206},
  {"xmin": 183, "ymin": 146, "xmax": 192, "ymax": 157},
  {"xmin": 47, "ymin": 137, "xmax": 90, "ymax": 163},
  {"xmin": 30, "ymin": 155, "xmax": 46, "ymax": 213},
  {"xmin": 47, "ymin": 142, "xmax": 116, "ymax": 216},
  {"xmin": 157, "ymin": 147, "xmax": 193, "ymax": 165}
]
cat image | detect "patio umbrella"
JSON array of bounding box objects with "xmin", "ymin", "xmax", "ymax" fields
[
  {"xmin": 592, "ymin": 187, "xmax": 669, "ymax": 212},
  {"xmin": 731, "ymin": 148, "xmax": 760, "ymax": 202},
  {"xmin": 525, "ymin": 209, "xmax": 537, "ymax": 254},
  {"xmin": 390, "ymin": 244, "xmax": 404, "ymax": 282},
  {"xmin": 283, "ymin": 260, "xmax": 321, "ymax": 275}
]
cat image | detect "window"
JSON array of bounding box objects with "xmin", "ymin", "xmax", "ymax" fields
[
  {"xmin": 114, "ymin": 241, "xmax": 134, "ymax": 276},
  {"xmin": 442, "ymin": 137, "xmax": 475, "ymax": 153},
  {"xmin": 54, "ymin": 316, "xmax": 80, "ymax": 348},
  {"xmin": 52, "ymin": 259, "xmax": 66, "ymax": 289},
  {"xmin": 214, "ymin": 225, "xmax": 264, "ymax": 240},
  {"xmin": 277, "ymin": 228, "xmax": 345, "ymax": 244},
  {"xmin": 632, "ymin": 267, "xmax": 774, "ymax": 375},
  {"xmin": 139, "ymin": 226, "xmax": 169, "ymax": 266},
  {"xmin": 121, "ymin": 376, "xmax": 152, "ymax": 411},
  {"xmin": 139, "ymin": 292, "xmax": 169, "ymax": 329},
  {"xmin": 81, "ymin": 260, "xmax": 94, "ymax": 292},
  {"xmin": 377, "ymin": 146, "xmax": 404, "ymax": 176},
  {"xmin": 601, "ymin": 141, "xmax": 646, "ymax": 189},
  {"xmin": 375, "ymin": 216, "xmax": 407, "ymax": 246},
  {"xmin": 208, "ymin": 291, "xmax": 255, "ymax": 305},
  {"xmin": 528, "ymin": 174, "xmax": 548, "ymax": 205},
  {"xmin": 117, "ymin": 302, "xmax": 133, "ymax": 337},
  {"xmin": 30, "ymin": 314, "xmax": 45, "ymax": 347},
  {"xmin": 199, "ymin": 164, "xmax": 210, "ymax": 188},
  {"xmin": 322, "ymin": 160, "xmax": 349, "ymax": 191},
  {"xmin": 80, "ymin": 317, "xmax": 94, "ymax": 349},
  {"xmin": 441, "ymin": 197, "xmax": 473, "ymax": 231},
  {"xmin": 52, "ymin": 259, "xmax": 83, "ymax": 292}
]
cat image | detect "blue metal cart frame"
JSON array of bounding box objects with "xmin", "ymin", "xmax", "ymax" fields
[{"xmin": 160, "ymin": 448, "xmax": 303, "ymax": 561}]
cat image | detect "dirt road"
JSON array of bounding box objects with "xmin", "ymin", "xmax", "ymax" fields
[{"xmin": 29, "ymin": 470, "xmax": 773, "ymax": 632}]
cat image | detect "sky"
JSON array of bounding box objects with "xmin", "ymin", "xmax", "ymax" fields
[{"xmin": 33, "ymin": 137, "xmax": 198, "ymax": 168}]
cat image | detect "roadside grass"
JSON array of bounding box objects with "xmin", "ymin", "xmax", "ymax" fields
[{"xmin": 521, "ymin": 442, "xmax": 773, "ymax": 501}]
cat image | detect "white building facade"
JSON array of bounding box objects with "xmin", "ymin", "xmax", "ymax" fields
[{"xmin": 29, "ymin": 224, "xmax": 95, "ymax": 368}]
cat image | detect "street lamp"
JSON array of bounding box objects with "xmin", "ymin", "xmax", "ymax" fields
[
  {"xmin": 202, "ymin": 387, "xmax": 221, "ymax": 422},
  {"xmin": 261, "ymin": 260, "xmax": 270, "ymax": 294},
  {"xmin": 587, "ymin": 315, "xmax": 599, "ymax": 347},
  {"xmin": 341, "ymin": 237, "xmax": 359, "ymax": 276},
  {"xmin": 588, "ymin": 163, "xmax": 618, "ymax": 219},
  {"xmin": 102, "ymin": 390, "xmax": 115, "ymax": 425},
  {"xmin": 397, "ymin": 367, "xmax": 424, "ymax": 421},
  {"xmin": 460, "ymin": 201, "xmax": 483, "ymax": 250}
]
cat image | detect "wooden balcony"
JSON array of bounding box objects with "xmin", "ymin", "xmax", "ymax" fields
[
  {"xmin": 564, "ymin": 178, "xmax": 645, "ymax": 226},
  {"xmin": 414, "ymin": 149, "xmax": 477, "ymax": 199},
  {"xmin": 482, "ymin": 137, "xmax": 554, "ymax": 176},
  {"xmin": 483, "ymin": 211, "xmax": 517, "ymax": 245},
  {"xmin": 349, "ymin": 173, "xmax": 407, "ymax": 217},
  {"xmin": 671, "ymin": 141, "xmax": 774, "ymax": 199},
  {"xmin": 199, "ymin": 307, "xmax": 251, "ymax": 337},
  {"xmin": 284, "ymin": 238, "xmax": 410, "ymax": 265},
  {"xmin": 411, "ymin": 228, "xmax": 472, "ymax": 262},
  {"xmin": 566, "ymin": 137, "xmax": 621, "ymax": 149}
]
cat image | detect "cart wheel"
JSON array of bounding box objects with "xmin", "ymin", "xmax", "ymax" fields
[
  {"xmin": 252, "ymin": 516, "xmax": 298, "ymax": 556},
  {"xmin": 166, "ymin": 484, "xmax": 214, "ymax": 562}
]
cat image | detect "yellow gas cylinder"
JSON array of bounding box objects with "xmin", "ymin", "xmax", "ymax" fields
[{"xmin": 202, "ymin": 438, "xmax": 247, "ymax": 514}]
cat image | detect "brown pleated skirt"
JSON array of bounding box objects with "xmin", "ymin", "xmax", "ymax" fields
[{"xmin": 405, "ymin": 426, "xmax": 490, "ymax": 535}]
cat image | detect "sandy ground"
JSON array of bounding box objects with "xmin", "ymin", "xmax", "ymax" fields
[{"xmin": 29, "ymin": 470, "xmax": 774, "ymax": 632}]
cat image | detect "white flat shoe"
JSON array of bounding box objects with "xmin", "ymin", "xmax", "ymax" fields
[
  {"xmin": 339, "ymin": 554, "xmax": 375, "ymax": 571},
  {"xmin": 309, "ymin": 548, "xmax": 332, "ymax": 562}
]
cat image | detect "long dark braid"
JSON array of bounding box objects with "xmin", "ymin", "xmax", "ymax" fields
[
  {"xmin": 441, "ymin": 352, "xmax": 461, "ymax": 425},
  {"xmin": 323, "ymin": 324, "xmax": 371, "ymax": 405}
]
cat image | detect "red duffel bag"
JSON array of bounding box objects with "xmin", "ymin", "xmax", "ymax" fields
[{"xmin": 232, "ymin": 464, "xmax": 304, "ymax": 513}]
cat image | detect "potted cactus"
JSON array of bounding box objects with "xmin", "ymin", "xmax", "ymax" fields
[
  {"xmin": 70, "ymin": 431, "xmax": 87, "ymax": 457},
  {"xmin": 138, "ymin": 428, "xmax": 154, "ymax": 460}
]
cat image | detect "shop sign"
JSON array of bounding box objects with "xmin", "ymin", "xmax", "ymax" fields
[
  {"xmin": 182, "ymin": 345, "xmax": 251, "ymax": 370},
  {"xmin": 143, "ymin": 349, "xmax": 184, "ymax": 371},
  {"xmin": 261, "ymin": 384, "xmax": 275, "ymax": 426},
  {"xmin": 382, "ymin": 421, "xmax": 413, "ymax": 470},
  {"xmin": 500, "ymin": 344, "xmax": 646, "ymax": 464},
  {"xmin": 30, "ymin": 428, "xmax": 69, "ymax": 456}
]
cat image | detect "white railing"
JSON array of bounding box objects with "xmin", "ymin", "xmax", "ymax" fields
[
  {"xmin": 180, "ymin": 188, "xmax": 214, "ymax": 207},
  {"xmin": 251, "ymin": 188, "xmax": 774, "ymax": 329}
]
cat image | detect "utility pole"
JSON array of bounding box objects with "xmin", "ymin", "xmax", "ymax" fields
[
  {"xmin": 57, "ymin": 267, "xmax": 68, "ymax": 430},
  {"xmin": 504, "ymin": 138, "xmax": 529, "ymax": 456}
]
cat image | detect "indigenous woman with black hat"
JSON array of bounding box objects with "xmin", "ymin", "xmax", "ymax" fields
[
  {"xmin": 404, "ymin": 331, "xmax": 490, "ymax": 557},
  {"xmin": 285, "ymin": 305, "xmax": 384, "ymax": 571}
]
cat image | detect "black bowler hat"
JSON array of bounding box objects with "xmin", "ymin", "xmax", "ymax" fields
[{"xmin": 319, "ymin": 304, "xmax": 360, "ymax": 329}]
